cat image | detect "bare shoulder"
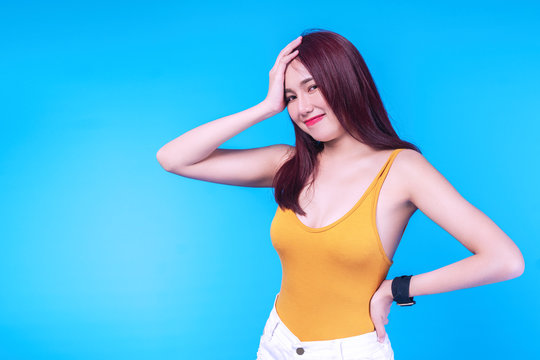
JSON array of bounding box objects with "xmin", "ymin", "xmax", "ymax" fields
[
  {"xmin": 394, "ymin": 148, "xmax": 424, "ymax": 162},
  {"xmin": 392, "ymin": 148, "xmax": 432, "ymax": 176},
  {"xmin": 392, "ymin": 148, "xmax": 463, "ymax": 211},
  {"xmin": 391, "ymin": 148, "xmax": 435, "ymax": 204}
]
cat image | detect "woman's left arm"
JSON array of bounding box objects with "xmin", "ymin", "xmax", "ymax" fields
[{"xmin": 370, "ymin": 149, "xmax": 525, "ymax": 342}]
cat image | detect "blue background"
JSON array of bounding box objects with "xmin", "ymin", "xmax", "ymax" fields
[{"xmin": 1, "ymin": 0, "xmax": 538, "ymax": 358}]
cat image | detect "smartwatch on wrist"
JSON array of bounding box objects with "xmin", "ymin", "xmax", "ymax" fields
[{"xmin": 391, "ymin": 275, "xmax": 416, "ymax": 306}]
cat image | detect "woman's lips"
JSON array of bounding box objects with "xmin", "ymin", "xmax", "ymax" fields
[{"xmin": 305, "ymin": 115, "xmax": 324, "ymax": 127}]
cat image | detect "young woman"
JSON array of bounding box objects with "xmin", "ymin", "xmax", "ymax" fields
[{"xmin": 156, "ymin": 29, "xmax": 524, "ymax": 360}]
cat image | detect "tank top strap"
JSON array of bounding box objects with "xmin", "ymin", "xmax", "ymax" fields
[
  {"xmin": 372, "ymin": 148, "xmax": 404, "ymax": 195},
  {"xmin": 376, "ymin": 149, "xmax": 403, "ymax": 190}
]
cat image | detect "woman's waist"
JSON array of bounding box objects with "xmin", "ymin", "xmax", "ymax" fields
[{"xmin": 275, "ymin": 289, "xmax": 375, "ymax": 341}]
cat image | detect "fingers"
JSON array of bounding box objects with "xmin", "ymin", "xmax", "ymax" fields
[
  {"xmin": 270, "ymin": 49, "xmax": 299, "ymax": 75},
  {"xmin": 374, "ymin": 321, "xmax": 387, "ymax": 343},
  {"xmin": 280, "ymin": 49, "xmax": 299, "ymax": 64},
  {"xmin": 371, "ymin": 308, "xmax": 388, "ymax": 343},
  {"xmin": 272, "ymin": 36, "xmax": 302, "ymax": 71},
  {"xmin": 279, "ymin": 36, "xmax": 302, "ymax": 57}
]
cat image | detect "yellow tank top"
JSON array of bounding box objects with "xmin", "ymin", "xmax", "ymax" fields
[{"xmin": 270, "ymin": 148, "xmax": 404, "ymax": 341}]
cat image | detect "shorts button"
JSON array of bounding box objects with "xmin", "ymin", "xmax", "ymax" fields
[{"xmin": 296, "ymin": 347, "xmax": 305, "ymax": 355}]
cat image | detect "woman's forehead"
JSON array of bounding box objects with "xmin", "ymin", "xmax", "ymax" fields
[{"xmin": 285, "ymin": 60, "xmax": 312, "ymax": 85}]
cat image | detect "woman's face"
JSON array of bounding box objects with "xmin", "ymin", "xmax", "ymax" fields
[{"xmin": 284, "ymin": 59, "xmax": 345, "ymax": 142}]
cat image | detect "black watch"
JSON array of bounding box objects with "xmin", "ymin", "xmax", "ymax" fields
[{"xmin": 391, "ymin": 275, "xmax": 416, "ymax": 306}]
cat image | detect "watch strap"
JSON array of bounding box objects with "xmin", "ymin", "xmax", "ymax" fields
[{"xmin": 391, "ymin": 275, "xmax": 416, "ymax": 306}]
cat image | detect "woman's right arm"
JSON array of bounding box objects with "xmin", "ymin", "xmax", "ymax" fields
[
  {"xmin": 156, "ymin": 35, "xmax": 302, "ymax": 188},
  {"xmin": 156, "ymin": 102, "xmax": 294, "ymax": 188}
]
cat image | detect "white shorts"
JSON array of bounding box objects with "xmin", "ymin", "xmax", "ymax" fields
[{"xmin": 256, "ymin": 293, "xmax": 395, "ymax": 360}]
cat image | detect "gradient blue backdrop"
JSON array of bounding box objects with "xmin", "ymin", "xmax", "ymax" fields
[{"xmin": 1, "ymin": 0, "xmax": 538, "ymax": 359}]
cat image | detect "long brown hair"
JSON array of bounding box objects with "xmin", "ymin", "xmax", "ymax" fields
[{"xmin": 272, "ymin": 28, "xmax": 421, "ymax": 216}]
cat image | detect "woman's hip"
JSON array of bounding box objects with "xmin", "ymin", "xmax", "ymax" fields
[{"xmin": 256, "ymin": 293, "xmax": 394, "ymax": 360}]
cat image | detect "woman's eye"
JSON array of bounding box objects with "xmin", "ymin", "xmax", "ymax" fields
[{"xmin": 285, "ymin": 86, "xmax": 316, "ymax": 103}]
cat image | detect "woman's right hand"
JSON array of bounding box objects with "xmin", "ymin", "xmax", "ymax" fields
[{"xmin": 262, "ymin": 36, "xmax": 302, "ymax": 116}]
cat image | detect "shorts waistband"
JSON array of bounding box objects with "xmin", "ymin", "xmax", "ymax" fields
[{"xmin": 264, "ymin": 293, "xmax": 391, "ymax": 357}]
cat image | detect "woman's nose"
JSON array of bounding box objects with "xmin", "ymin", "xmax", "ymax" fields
[{"xmin": 297, "ymin": 94, "xmax": 314, "ymax": 114}]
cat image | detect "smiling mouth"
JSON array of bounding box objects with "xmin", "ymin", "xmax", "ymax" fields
[
  {"xmin": 305, "ymin": 114, "xmax": 324, "ymax": 123},
  {"xmin": 304, "ymin": 114, "xmax": 324, "ymax": 125}
]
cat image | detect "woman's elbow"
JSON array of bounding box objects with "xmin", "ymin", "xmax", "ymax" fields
[
  {"xmin": 156, "ymin": 148, "xmax": 172, "ymax": 172},
  {"xmin": 503, "ymin": 250, "xmax": 525, "ymax": 280}
]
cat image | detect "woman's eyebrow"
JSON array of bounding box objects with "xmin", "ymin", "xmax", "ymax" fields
[{"xmin": 285, "ymin": 77, "xmax": 314, "ymax": 94}]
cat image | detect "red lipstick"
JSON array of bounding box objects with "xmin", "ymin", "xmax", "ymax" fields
[{"xmin": 305, "ymin": 114, "xmax": 324, "ymax": 127}]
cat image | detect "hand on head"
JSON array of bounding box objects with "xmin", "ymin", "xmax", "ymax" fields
[{"xmin": 263, "ymin": 36, "xmax": 302, "ymax": 115}]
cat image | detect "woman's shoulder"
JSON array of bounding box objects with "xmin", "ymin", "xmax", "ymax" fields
[
  {"xmin": 391, "ymin": 148, "xmax": 454, "ymax": 203},
  {"xmin": 391, "ymin": 148, "xmax": 429, "ymax": 175},
  {"xmin": 395, "ymin": 147, "xmax": 429, "ymax": 165},
  {"xmin": 370, "ymin": 147, "xmax": 422, "ymax": 168}
]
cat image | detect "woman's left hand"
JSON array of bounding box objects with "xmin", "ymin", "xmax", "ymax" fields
[{"xmin": 370, "ymin": 279, "xmax": 394, "ymax": 343}]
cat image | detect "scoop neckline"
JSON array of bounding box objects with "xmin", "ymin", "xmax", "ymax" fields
[{"xmin": 289, "ymin": 148, "xmax": 402, "ymax": 233}]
